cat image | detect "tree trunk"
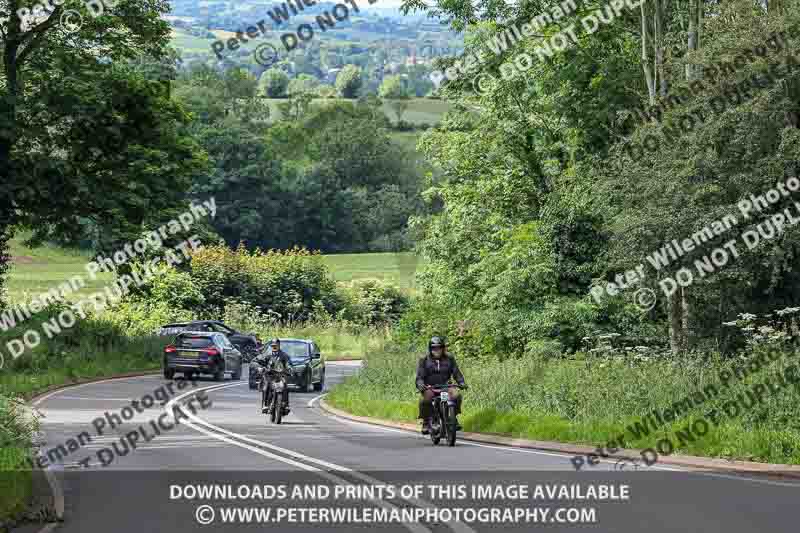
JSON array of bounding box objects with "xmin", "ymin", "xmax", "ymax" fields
[
  {"xmin": 686, "ymin": 0, "xmax": 702, "ymax": 80},
  {"xmin": 669, "ymin": 289, "xmax": 685, "ymax": 353},
  {"xmin": 641, "ymin": 3, "xmax": 657, "ymax": 106},
  {"xmin": 655, "ymin": 0, "xmax": 667, "ymax": 97},
  {"xmin": 680, "ymin": 286, "xmax": 690, "ymax": 350}
]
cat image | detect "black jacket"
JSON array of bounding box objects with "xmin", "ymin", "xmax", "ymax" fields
[
  {"xmin": 415, "ymin": 354, "xmax": 466, "ymax": 392},
  {"xmin": 253, "ymin": 350, "xmax": 291, "ymax": 372}
]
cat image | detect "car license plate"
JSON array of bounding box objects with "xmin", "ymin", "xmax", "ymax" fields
[
  {"xmin": 440, "ymin": 391, "xmax": 449, "ymax": 401},
  {"xmin": 179, "ymin": 351, "xmax": 197, "ymax": 358}
]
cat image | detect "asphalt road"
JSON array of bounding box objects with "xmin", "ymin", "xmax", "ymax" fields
[{"xmin": 24, "ymin": 361, "xmax": 800, "ymax": 533}]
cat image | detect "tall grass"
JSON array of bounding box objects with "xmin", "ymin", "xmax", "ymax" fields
[
  {"xmin": 261, "ymin": 322, "xmax": 392, "ymax": 360},
  {"xmin": 0, "ymin": 394, "xmax": 38, "ymax": 524},
  {"xmin": 328, "ymin": 345, "xmax": 800, "ymax": 465},
  {"xmin": 221, "ymin": 299, "xmax": 395, "ymax": 361},
  {"xmin": 0, "ymin": 306, "xmax": 164, "ymax": 524}
]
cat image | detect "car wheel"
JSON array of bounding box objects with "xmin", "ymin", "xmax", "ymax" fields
[
  {"xmin": 164, "ymin": 368, "xmax": 175, "ymax": 380},
  {"xmin": 313, "ymin": 370, "xmax": 325, "ymax": 391},
  {"xmin": 304, "ymin": 370, "xmax": 314, "ymax": 392}
]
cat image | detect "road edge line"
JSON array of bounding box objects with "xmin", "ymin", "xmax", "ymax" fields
[
  {"xmin": 24, "ymin": 370, "xmax": 161, "ymax": 533},
  {"xmin": 317, "ymin": 398, "xmax": 800, "ymax": 480},
  {"xmin": 28, "ymin": 370, "xmax": 161, "ymax": 405}
]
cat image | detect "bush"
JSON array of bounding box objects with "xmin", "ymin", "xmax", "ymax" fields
[
  {"xmin": 0, "ymin": 395, "xmax": 36, "ymax": 523},
  {"xmin": 340, "ymin": 279, "xmax": 410, "ymax": 326},
  {"xmin": 188, "ymin": 244, "xmax": 341, "ymax": 320},
  {"xmin": 394, "ymin": 299, "xmax": 486, "ymax": 359},
  {"xmin": 107, "ymin": 300, "xmax": 196, "ymax": 337}
]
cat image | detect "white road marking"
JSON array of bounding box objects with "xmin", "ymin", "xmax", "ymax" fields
[
  {"xmin": 31, "ymin": 374, "xmax": 161, "ymax": 406},
  {"xmin": 169, "ymin": 382, "xmax": 473, "ymax": 533},
  {"xmin": 311, "ymin": 396, "xmax": 800, "ymax": 487},
  {"xmin": 50, "ymin": 396, "xmax": 139, "ymax": 401},
  {"xmin": 87, "ymin": 434, "xmax": 264, "ymax": 442},
  {"xmin": 307, "ymin": 393, "xmax": 326, "ymax": 408}
]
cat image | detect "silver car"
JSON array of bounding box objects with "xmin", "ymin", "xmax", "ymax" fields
[{"xmin": 163, "ymin": 332, "xmax": 243, "ymax": 381}]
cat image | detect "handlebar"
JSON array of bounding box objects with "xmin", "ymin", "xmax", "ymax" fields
[{"xmin": 427, "ymin": 384, "xmax": 467, "ymax": 390}]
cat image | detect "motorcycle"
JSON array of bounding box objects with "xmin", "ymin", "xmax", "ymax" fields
[
  {"xmin": 242, "ymin": 341, "xmax": 263, "ymax": 363},
  {"xmin": 260, "ymin": 368, "xmax": 290, "ymax": 425},
  {"xmin": 428, "ymin": 383, "xmax": 465, "ymax": 447}
]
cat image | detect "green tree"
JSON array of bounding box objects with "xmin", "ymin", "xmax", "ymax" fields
[
  {"xmin": 0, "ymin": 0, "xmax": 207, "ymax": 297},
  {"xmin": 288, "ymin": 74, "xmax": 320, "ymax": 95},
  {"xmin": 335, "ymin": 65, "xmax": 363, "ymax": 99},
  {"xmin": 379, "ymin": 75, "xmax": 411, "ymax": 123},
  {"xmin": 259, "ymin": 68, "xmax": 290, "ymax": 98}
]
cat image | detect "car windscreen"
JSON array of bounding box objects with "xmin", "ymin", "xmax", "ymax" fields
[
  {"xmin": 177, "ymin": 336, "xmax": 215, "ymax": 349},
  {"xmin": 281, "ymin": 342, "xmax": 309, "ymax": 361}
]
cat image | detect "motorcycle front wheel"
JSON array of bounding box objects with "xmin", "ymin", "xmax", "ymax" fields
[
  {"xmin": 446, "ymin": 404, "xmax": 457, "ymax": 447},
  {"xmin": 430, "ymin": 402, "xmax": 442, "ymax": 445}
]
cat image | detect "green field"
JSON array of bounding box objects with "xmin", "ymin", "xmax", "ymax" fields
[
  {"xmin": 5, "ymin": 235, "xmax": 420, "ymax": 304},
  {"xmin": 7, "ymin": 234, "xmax": 114, "ymax": 303},
  {"xmin": 171, "ymin": 28, "xmax": 218, "ymax": 53},
  {"xmin": 321, "ymin": 252, "xmax": 420, "ymax": 290},
  {"xmin": 261, "ymin": 97, "xmax": 450, "ymax": 125}
]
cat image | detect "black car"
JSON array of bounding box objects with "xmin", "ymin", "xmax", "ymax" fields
[
  {"xmin": 248, "ymin": 338, "xmax": 325, "ymax": 392},
  {"xmin": 163, "ymin": 332, "xmax": 243, "ymax": 381},
  {"xmin": 158, "ymin": 320, "xmax": 261, "ymax": 361}
]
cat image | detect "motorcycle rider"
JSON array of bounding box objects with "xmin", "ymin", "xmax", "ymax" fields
[
  {"xmin": 416, "ymin": 336, "xmax": 467, "ymax": 435},
  {"xmin": 253, "ymin": 338, "xmax": 291, "ymax": 415}
]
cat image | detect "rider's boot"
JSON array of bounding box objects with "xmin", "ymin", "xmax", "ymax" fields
[{"xmin": 421, "ymin": 418, "xmax": 432, "ymax": 435}]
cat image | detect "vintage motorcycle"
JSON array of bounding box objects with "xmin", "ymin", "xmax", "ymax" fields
[
  {"xmin": 428, "ymin": 383, "xmax": 466, "ymax": 446},
  {"xmin": 260, "ymin": 368, "xmax": 290, "ymax": 425}
]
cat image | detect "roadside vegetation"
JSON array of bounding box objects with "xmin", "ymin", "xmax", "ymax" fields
[
  {"xmin": 0, "ymin": 395, "xmax": 37, "ymax": 524},
  {"xmin": 329, "ymin": 321, "xmax": 800, "ymax": 465},
  {"xmin": 0, "ymin": 243, "xmax": 407, "ymax": 524},
  {"xmin": 4, "ymin": 0, "xmax": 800, "ymax": 525}
]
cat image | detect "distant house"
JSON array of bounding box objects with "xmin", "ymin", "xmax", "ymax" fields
[{"xmin": 327, "ymin": 68, "xmax": 342, "ymax": 83}]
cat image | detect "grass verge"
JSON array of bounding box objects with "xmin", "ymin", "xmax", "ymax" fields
[
  {"xmin": 0, "ymin": 307, "xmax": 163, "ymax": 525},
  {"xmin": 327, "ymin": 342, "xmax": 800, "ymax": 465}
]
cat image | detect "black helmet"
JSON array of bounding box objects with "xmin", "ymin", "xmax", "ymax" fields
[
  {"xmin": 269, "ymin": 338, "xmax": 281, "ymax": 347},
  {"xmin": 428, "ymin": 336, "xmax": 445, "ymax": 354}
]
